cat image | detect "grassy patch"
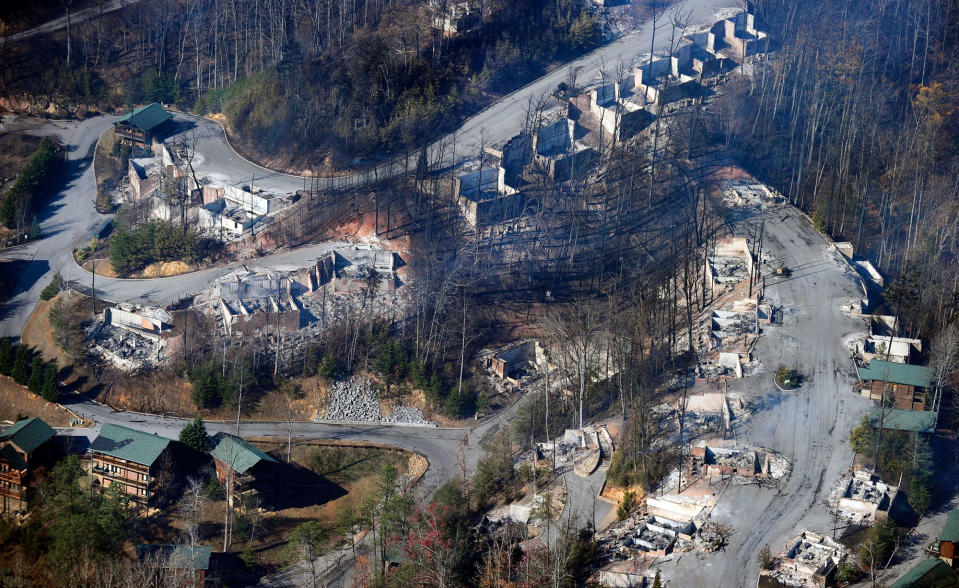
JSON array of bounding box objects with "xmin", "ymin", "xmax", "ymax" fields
[{"xmin": 300, "ymin": 444, "xmax": 409, "ymax": 484}]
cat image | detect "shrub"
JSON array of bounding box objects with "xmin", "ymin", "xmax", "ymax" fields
[
  {"xmin": 617, "ymin": 490, "xmax": 637, "ymax": 520},
  {"xmin": 758, "ymin": 545, "xmax": 774, "ymax": 569},
  {"xmin": 776, "ymin": 365, "xmax": 798, "ymax": 388},
  {"xmin": 40, "ymin": 273, "xmax": 61, "ymax": 301}
]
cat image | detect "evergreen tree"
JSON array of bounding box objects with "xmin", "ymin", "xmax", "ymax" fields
[
  {"xmin": 11, "ymin": 345, "xmax": 29, "ymax": 385},
  {"xmin": 42, "ymin": 360, "xmax": 59, "ymax": 402},
  {"xmin": 0, "ymin": 337, "xmax": 11, "ymax": 375},
  {"xmin": 179, "ymin": 417, "xmax": 209, "ymax": 452},
  {"xmin": 652, "ymin": 570, "xmax": 663, "ymax": 588},
  {"xmin": 28, "ymin": 356, "xmax": 44, "ymax": 394}
]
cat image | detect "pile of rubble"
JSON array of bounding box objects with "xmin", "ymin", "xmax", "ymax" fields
[
  {"xmin": 826, "ymin": 470, "xmax": 898, "ymax": 525},
  {"xmin": 319, "ymin": 377, "xmax": 429, "ymax": 425},
  {"xmin": 83, "ymin": 306, "xmax": 170, "ymax": 371}
]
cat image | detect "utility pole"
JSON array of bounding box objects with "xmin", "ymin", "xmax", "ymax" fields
[{"xmin": 91, "ymin": 258, "xmax": 96, "ymax": 317}]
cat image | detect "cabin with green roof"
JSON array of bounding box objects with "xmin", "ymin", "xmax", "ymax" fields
[
  {"xmin": 0, "ymin": 417, "xmax": 56, "ymax": 515},
  {"xmin": 136, "ymin": 544, "xmax": 212, "ymax": 584},
  {"xmin": 891, "ymin": 558, "xmax": 958, "ymax": 587},
  {"xmin": 857, "ymin": 359, "xmax": 934, "ymax": 410},
  {"xmin": 940, "ymin": 509, "xmax": 959, "ymax": 567},
  {"xmin": 91, "ymin": 423, "xmax": 173, "ymax": 506},
  {"xmin": 114, "ymin": 102, "xmax": 173, "ymax": 146},
  {"xmin": 869, "ymin": 407, "xmax": 937, "ymax": 434},
  {"xmin": 209, "ymin": 432, "xmax": 278, "ymax": 508}
]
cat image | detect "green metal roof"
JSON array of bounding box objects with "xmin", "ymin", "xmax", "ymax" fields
[
  {"xmin": 209, "ymin": 432, "xmax": 277, "ymax": 474},
  {"xmin": 0, "ymin": 445, "xmax": 26, "ymax": 471},
  {"xmin": 116, "ymin": 102, "xmax": 172, "ymax": 134},
  {"xmin": 91, "ymin": 423, "xmax": 171, "ymax": 467},
  {"xmin": 869, "ymin": 407, "xmax": 937, "ymax": 433},
  {"xmin": 136, "ymin": 544, "xmax": 212, "ymax": 571},
  {"xmin": 0, "ymin": 417, "xmax": 55, "ymax": 454},
  {"xmin": 941, "ymin": 509, "xmax": 959, "ymax": 543},
  {"xmin": 857, "ymin": 360, "xmax": 933, "ymax": 388},
  {"xmin": 890, "ymin": 558, "xmax": 957, "ymax": 587}
]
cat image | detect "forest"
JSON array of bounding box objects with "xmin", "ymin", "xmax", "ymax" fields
[
  {"xmin": 1, "ymin": 0, "xmax": 601, "ymax": 169},
  {"xmin": 723, "ymin": 0, "xmax": 959, "ymax": 341}
]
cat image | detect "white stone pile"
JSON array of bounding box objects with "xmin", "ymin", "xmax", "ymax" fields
[{"xmin": 322, "ymin": 377, "xmax": 429, "ymax": 425}]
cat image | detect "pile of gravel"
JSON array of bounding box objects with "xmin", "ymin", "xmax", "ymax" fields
[
  {"xmin": 322, "ymin": 377, "xmax": 429, "ymax": 425},
  {"xmin": 324, "ymin": 377, "xmax": 382, "ymax": 421},
  {"xmin": 385, "ymin": 406, "xmax": 428, "ymax": 424}
]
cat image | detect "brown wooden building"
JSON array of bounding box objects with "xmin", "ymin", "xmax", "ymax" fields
[
  {"xmin": 940, "ymin": 509, "xmax": 959, "ymax": 567},
  {"xmin": 0, "ymin": 417, "xmax": 55, "ymax": 515},
  {"xmin": 857, "ymin": 360, "xmax": 934, "ymax": 411},
  {"xmin": 90, "ymin": 424, "xmax": 172, "ymax": 506},
  {"xmin": 114, "ymin": 102, "xmax": 172, "ymax": 146},
  {"xmin": 209, "ymin": 432, "xmax": 277, "ymax": 509}
]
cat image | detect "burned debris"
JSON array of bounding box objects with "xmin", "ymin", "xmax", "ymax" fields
[{"xmin": 85, "ymin": 304, "xmax": 172, "ymax": 371}]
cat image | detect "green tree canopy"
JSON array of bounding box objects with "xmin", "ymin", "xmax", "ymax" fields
[
  {"xmin": 11, "ymin": 345, "xmax": 29, "ymax": 385},
  {"xmin": 179, "ymin": 417, "xmax": 209, "ymax": 452},
  {"xmin": 41, "ymin": 360, "xmax": 59, "ymax": 402},
  {"xmin": 28, "ymin": 356, "xmax": 44, "ymax": 394}
]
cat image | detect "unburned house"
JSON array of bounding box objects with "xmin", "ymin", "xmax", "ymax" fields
[
  {"xmin": 857, "ymin": 360, "xmax": 933, "ymax": 410},
  {"xmin": 890, "ymin": 558, "xmax": 958, "ymax": 587},
  {"xmin": 869, "ymin": 406, "xmax": 937, "ymax": 434},
  {"xmin": 939, "ymin": 509, "xmax": 959, "ymax": 567},
  {"xmin": 91, "ymin": 424, "xmax": 172, "ymax": 506},
  {"xmin": 136, "ymin": 544, "xmax": 212, "ymax": 586},
  {"xmin": 114, "ymin": 103, "xmax": 173, "ymax": 146},
  {"xmin": 0, "ymin": 417, "xmax": 56, "ymax": 515},
  {"xmin": 210, "ymin": 432, "xmax": 278, "ymax": 509}
]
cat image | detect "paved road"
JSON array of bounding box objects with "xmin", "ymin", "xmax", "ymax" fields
[
  {"xmin": 0, "ymin": 0, "xmax": 143, "ymax": 46},
  {"xmin": 662, "ymin": 207, "xmax": 872, "ymax": 586}
]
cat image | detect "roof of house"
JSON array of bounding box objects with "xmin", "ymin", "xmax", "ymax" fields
[
  {"xmin": 857, "ymin": 360, "xmax": 933, "ymax": 388},
  {"xmin": 91, "ymin": 423, "xmax": 171, "ymax": 467},
  {"xmin": 941, "ymin": 509, "xmax": 959, "ymax": 543},
  {"xmin": 869, "ymin": 407, "xmax": 937, "ymax": 434},
  {"xmin": 136, "ymin": 544, "xmax": 212, "ymax": 571},
  {"xmin": 0, "ymin": 417, "xmax": 56, "ymax": 454},
  {"xmin": 115, "ymin": 102, "xmax": 172, "ymax": 134},
  {"xmin": 0, "ymin": 445, "xmax": 27, "ymax": 471},
  {"xmin": 209, "ymin": 432, "xmax": 277, "ymax": 474},
  {"xmin": 890, "ymin": 558, "xmax": 958, "ymax": 587}
]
